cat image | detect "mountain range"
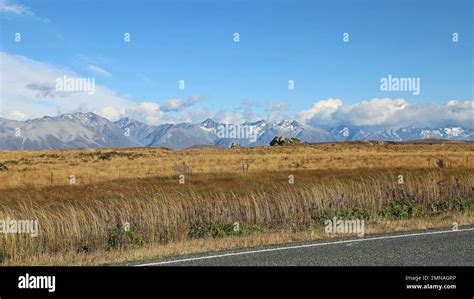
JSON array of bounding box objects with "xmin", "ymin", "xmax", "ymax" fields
[{"xmin": 0, "ymin": 112, "xmax": 472, "ymax": 150}]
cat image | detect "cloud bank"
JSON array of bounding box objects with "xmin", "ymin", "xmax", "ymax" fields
[
  {"xmin": 296, "ymin": 98, "xmax": 473, "ymax": 130},
  {"xmin": 1, "ymin": 52, "xmax": 472, "ymax": 129}
]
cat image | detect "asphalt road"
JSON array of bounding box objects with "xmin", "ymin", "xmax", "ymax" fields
[{"xmin": 136, "ymin": 227, "xmax": 474, "ymax": 266}]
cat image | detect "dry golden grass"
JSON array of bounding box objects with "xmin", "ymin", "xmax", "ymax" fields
[
  {"xmin": 0, "ymin": 142, "xmax": 472, "ymax": 189},
  {"xmin": 0, "ymin": 142, "xmax": 473, "ymax": 265},
  {"xmin": 4, "ymin": 213, "xmax": 473, "ymax": 266}
]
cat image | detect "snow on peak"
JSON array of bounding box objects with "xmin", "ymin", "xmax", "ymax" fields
[{"xmin": 443, "ymin": 127, "xmax": 463, "ymax": 137}]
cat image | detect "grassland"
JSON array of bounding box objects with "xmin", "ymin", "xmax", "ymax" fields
[{"xmin": 0, "ymin": 141, "xmax": 473, "ymax": 265}]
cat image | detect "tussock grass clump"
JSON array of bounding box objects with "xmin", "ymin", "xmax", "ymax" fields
[{"xmin": 0, "ymin": 170, "xmax": 472, "ymax": 263}]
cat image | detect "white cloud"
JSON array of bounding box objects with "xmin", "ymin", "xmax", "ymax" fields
[
  {"xmin": 4, "ymin": 110, "xmax": 27, "ymax": 120},
  {"xmin": 161, "ymin": 96, "xmax": 203, "ymax": 112},
  {"xmin": 124, "ymin": 102, "xmax": 168, "ymax": 125},
  {"xmin": 265, "ymin": 103, "xmax": 289, "ymax": 122},
  {"xmin": 0, "ymin": 0, "xmax": 49, "ymax": 22},
  {"xmin": 97, "ymin": 102, "xmax": 179, "ymax": 125},
  {"xmin": 213, "ymin": 109, "xmax": 246, "ymax": 124},
  {"xmin": 26, "ymin": 82, "xmax": 66, "ymax": 98},
  {"xmin": 177, "ymin": 107, "xmax": 214, "ymax": 123},
  {"xmin": 0, "ymin": 51, "xmax": 205, "ymax": 125},
  {"xmin": 0, "ymin": 52, "xmax": 128, "ymax": 120},
  {"xmin": 97, "ymin": 106, "xmax": 123, "ymax": 121},
  {"xmin": 295, "ymin": 98, "xmax": 342, "ymax": 126},
  {"xmin": 0, "ymin": 0, "xmax": 32, "ymax": 15},
  {"xmin": 240, "ymin": 99, "xmax": 262, "ymax": 122},
  {"xmin": 86, "ymin": 64, "xmax": 112, "ymax": 78},
  {"xmin": 334, "ymin": 98, "xmax": 407, "ymax": 127},
  {"xmin": 299, "ymin": 98, "xmax": 473, "ymax": 129},
  {"xmin": 266, "ymin": 103, "xmax": 288, "ymax": 112}
]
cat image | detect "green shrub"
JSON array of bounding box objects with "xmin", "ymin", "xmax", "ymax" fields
[
  {"xmin": 379, "ymin": 200, "xmax": 421, "ymax": 219},
  {"xmin": 311, "ymin": 207, "xmax": 372, "ymax": 225},
  {"xmin": 105, "ymin": 226, "xmax": 142, "ymax": 251},
  {"xmin": 97, "ymin": 153, "xmax": 112, "ymax": 161},
  {"xmin": 188, "ymin": 222, "xmax": 263, "ymax": 239},
  {"xmin": 453, "ymin": 197, "xmax": 473, "ymax": 212},
  {"xmin": 429, "ymin": 200, "xmax": 450, "ymax": 214},
  {"xmin": 0, "ymin": 253, "xmax": 8, "ymax": 263}
]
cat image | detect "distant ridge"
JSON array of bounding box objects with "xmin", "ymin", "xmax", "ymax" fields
[{"xmin": 0, "ymin": 112, "xmax": 472, "ymax": 150}]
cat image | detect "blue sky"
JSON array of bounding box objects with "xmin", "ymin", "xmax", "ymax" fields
[{"xmin": 0, "ymin": 0, "xmax": 472, "ymax": 128}]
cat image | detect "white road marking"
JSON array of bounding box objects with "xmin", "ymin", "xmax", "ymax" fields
[{"xmin": 136, "ymin": 227, "xmax": 474, "ymax": 266}]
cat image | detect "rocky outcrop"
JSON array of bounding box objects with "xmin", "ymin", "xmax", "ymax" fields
[
  {"xmin": 269, "ymin": 136, "xmax": 302, "ymax": 146},
  {"xmin": 229, "ymin": 143, "xmax": 242, "ymax": 148}
]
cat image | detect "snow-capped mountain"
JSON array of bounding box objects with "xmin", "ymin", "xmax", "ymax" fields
[
  {"xmin": 331, "ymin": 126, "xmax": 474, "ymax": 142},
  {"xmin": 196, "ymin": 119, "xmax": 334, "ymax": 147},
  {"xmin": 253, "ymin": 120, "xmax": 334, "ymax": 145},
  {"xmin": 0, "ymin": 112, "xmax": 472, "ymax": 150},
  {"xmin": 0, "ymin": 112, "xmax": 140, "ymax": 150},
  {"xmin": 146, "ymin": 122, "xmax": 218, "ymax": 150}
]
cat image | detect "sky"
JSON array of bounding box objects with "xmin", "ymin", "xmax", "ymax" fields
[{"xmin": 0, "ymin": 0, "xmax": 472, "ymax": 129}]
